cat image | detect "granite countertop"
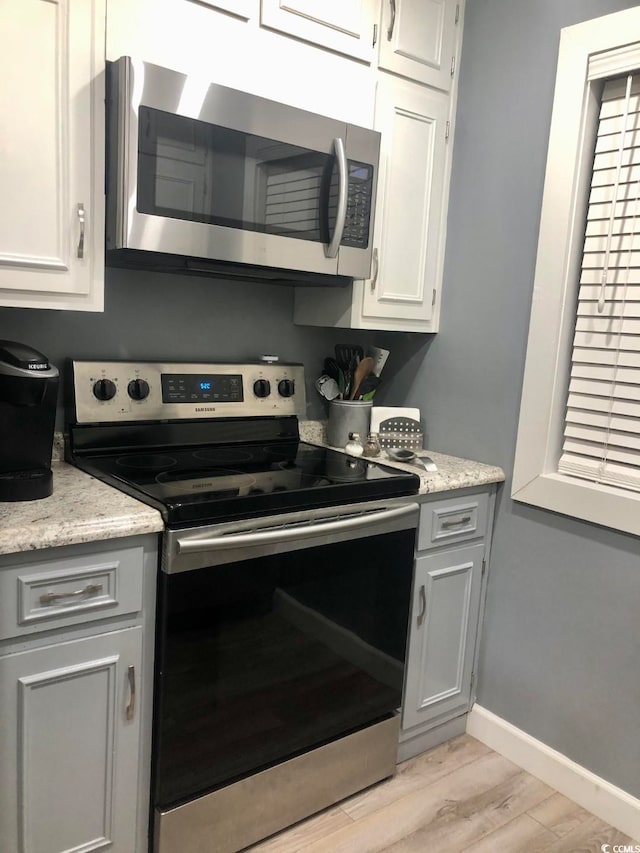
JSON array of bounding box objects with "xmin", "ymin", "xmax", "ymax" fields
[
  {"xmin": 0, "ymin": 462, "xmax": 164, "ymax": 557},
  {"xmin": 0, "ymin": 424, "xmax": 503, "ymax": 558},
  {"xmin": 299, "ymin": 421, "xmax": 505, "ymax": 495}
]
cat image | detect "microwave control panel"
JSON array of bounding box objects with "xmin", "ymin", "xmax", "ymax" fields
[{"xmin": 342, "ymin": 161, "xmax": 374, "ymax": 249}]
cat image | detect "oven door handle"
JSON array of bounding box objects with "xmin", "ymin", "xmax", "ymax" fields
[{"xmin": 175, "ymin": 502, "xmax": 418, "ymax": 555}]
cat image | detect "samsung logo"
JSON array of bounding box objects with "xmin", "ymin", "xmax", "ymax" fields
[{"xmin": 195, "ymin": 407, "xmax": 216, "ymax": 413}]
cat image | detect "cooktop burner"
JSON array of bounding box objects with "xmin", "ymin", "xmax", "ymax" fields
[{"xmin": 71, "ymin": 439, "xmax": 419, "ymax": 526}]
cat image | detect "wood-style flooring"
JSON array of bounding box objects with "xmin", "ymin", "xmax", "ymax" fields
[{"xmin": 248, "ymin": 734, "xmax": 637, "ymax": 853}]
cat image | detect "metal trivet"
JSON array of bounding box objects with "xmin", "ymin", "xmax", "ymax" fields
[{"xmin": 378, "ymin": 417, "xmax": 423, "ymax": 450}]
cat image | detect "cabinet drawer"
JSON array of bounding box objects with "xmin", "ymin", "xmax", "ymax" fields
[
  {"xmin": 0, "ymin": 544, "xmax": 144, "ymax": 640},
  {"xmin": 418, "ymin": 492, "xmax": 489, "ymax": 551}
]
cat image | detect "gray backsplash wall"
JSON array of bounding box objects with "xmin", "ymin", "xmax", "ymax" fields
[
  {"xmin": 0, "ymin": 268, "xmax": 382, "ymax": 426},
  {"xmin": 394, "ymin": 0, "xmax": 640, "ymax": 797}
]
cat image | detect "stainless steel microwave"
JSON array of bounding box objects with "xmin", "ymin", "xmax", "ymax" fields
[{"xmin": 106, "ymin": 57, "xmax": 381, "ymax": 284}]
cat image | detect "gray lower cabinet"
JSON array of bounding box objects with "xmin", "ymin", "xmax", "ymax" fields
[
  {"xmin": 0, "ymin": 535, "xmax": 158, "ymax": 853},
  {"xmin": 399, "ymin": 486, "xmax": 496, "ymax": 761}
]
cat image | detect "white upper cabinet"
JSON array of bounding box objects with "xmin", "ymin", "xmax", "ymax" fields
[
  {"xmin": 294, "ymin": 73, "xmax": 452, "ymax": 332},
  {"xmin": 260, "ymin": 0, "xmax": 379, "ymax": 62},
  {"xmin": 190, "ymin": 0, "xmax": 257, "ymax": 18},
  {"xmin": 107, "ymin": 0, "xmax": 376, "ymax": 126},
  {"xmin": 360, "ymin": 75, "xmax": 449, "ymax": 329},
  {"xmin": 0, "ymin": 0, "xmax": 105, "ymax": 312},
  {"xmin": 378, "ymin": 0, "xmax": 461, "ymax": 90}
]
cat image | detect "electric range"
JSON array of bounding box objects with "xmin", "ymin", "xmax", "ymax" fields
[
  {"xmin": 65, "ymin": 359, "xmax": 419, "ymax": 528},
  {"xmin": 65, "ymin": 359, "xmax": 420, "ymax": 853}
]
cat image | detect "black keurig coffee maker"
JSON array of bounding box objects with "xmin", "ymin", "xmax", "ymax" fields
[{"xmin": 0, "ymin": 341, "xmax": 59, "ymax": 501}]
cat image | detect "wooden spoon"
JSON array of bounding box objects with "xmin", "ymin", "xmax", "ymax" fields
[{"xmin": 349, "ymin": 356, "xmax": 374, "ymax": 400}]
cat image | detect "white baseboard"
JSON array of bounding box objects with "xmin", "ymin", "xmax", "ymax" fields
[{"xmin": 466, "ymin": 705, "xmax": 640, "ymax": 841}]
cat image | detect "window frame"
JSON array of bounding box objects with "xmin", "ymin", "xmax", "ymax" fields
[{"xmin": 512, "ymin": 7, "xmax": 640, "ymax": 536}]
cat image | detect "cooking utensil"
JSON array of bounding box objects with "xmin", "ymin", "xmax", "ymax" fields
[
  {"xmin": 342, "ymin": 353, "xmax": 359, "ymax": 399},
  {"xmin": 387, "ymin": 447, "xmax": 437, "ymax": 472},
  {"xmin": 378, "ymin": 416, "xmax": 423, "ymax": 450},
  {"xmin": 349, "ymin": 356, "xmax": 374, "ymax": 400},
  {"xmin": 358, "ymin": 375, "xmax": 381, "ymax": 399},
  {"xmin": 335, "ymin": 344, "xmax": 363, "ymax": 372},
  {"xmin": 323, "ymin": 357, "xmax": 340, "ymax": 381},
  {"xmin": 315, "ymin": 375, "xmax": 340, "ymax": 400}
]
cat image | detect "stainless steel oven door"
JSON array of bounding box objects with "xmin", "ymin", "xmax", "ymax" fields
[
  {"xmin": 107, "ymin": 57, "xmax": 380, "ymax": 279},
  {"xmin": 154, "ymin": 498, "xmax": 418, "ymax": 813}
]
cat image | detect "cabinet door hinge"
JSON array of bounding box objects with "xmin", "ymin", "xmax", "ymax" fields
[
  {"xmin": 470, "ymin": 670, "xmax": 475, "ymax": 693},
  {"xmin": 445, "ymin": 120, "xmax": 450, "ymax": 141},
  {"xmin": 455, "ymin": 3, "xmax": 460, "ymax": 25},
  {"xmin": 482, "ymin": 558, "xmax": 486, "ymax": 578},
  {"xmin": 372, "ymin": 23, "xmax": 378, "ymax": 47},
  {"xmin": 451, "ymin": 55, "xmax": 456, "ymax": 77},
  {"xmin": 432, "ymin": 288, "xmax": 437, "ymax": 306}
]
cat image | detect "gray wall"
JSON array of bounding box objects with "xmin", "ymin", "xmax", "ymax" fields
[
  {"xmin": 390, "ymin": 0, "xmax": 640, "ymax": 797},
  {"xmin": 0, "ymin": 269, "xmax": 382, "ymax": 424}
]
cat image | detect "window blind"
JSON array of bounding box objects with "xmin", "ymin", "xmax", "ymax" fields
[{"xmin": 559, "ymin": 73, "xmax": 640, "ymax": 490}]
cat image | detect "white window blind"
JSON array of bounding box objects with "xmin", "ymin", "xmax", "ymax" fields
[{"xmin": 559, "ymin": 73, "xmax": 640, "ymax": 491}]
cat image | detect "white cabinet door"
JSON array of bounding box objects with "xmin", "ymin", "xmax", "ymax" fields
[
  {"xmin": 260, "ymin": 0, "xmax": 378, "ymax": 61},
  {"xmin": 360, "ymin": 74, "xmax": 449, "ymax": 329},
  {"xmin": 378, "ymin": 0, "xmax": 461, "ymax": 90},
  {"xmin": 0, "ymin": 627, "xmax": 142, "ymax": 853},
  {"xmin": 0, "ymin": 0, "xmax": 105, "ymax": 312},
  {"xmin": 403, "ymin": 544, "xmax": 484, "ymax": 732},
  {"xmin": 293, "ymin": 73, "xmax": 452, "ymax": 331}
]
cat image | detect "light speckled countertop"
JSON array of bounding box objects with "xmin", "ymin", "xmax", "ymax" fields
[
  {"xmin": 299, "ymin": 420, "xmax": 505, "ymax": 495},
  {"xmin": 0, "ymin": 463, "xmax": 163, "ymax": 557},
  {"xmin": 0, "ymin": 423, "xmax": 503, "ymax": 558}
]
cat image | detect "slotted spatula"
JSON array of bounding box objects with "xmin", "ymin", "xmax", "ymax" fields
[{"xmin": 335, "ymin": 344, "xmax": 363, "ymax": 372}]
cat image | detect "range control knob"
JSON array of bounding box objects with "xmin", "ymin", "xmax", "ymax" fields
[
  {"xmin": 127, "ymin": 378, "xmax": 150, "ymax": 401},
  {"xmin": 278, "ymin": 378, "xmax": 295, "ymax": 398},
  {"xmin": 92, "ymin": 378, "xmax": 117, "ymax": 401},
  {"xmin": 253, "ymin": 379, "xmax": 271, "ymax": 398}
]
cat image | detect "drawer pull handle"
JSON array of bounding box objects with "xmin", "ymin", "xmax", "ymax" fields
[
  {"xmin": 126, "ymin": 665, "xmax": 136, "ymax": 721},
  {"xmin": 39, "ymin": 582, "xmax": 103, "ymax": 606},
  {"xmin": 441, "ymin": 515, "xmax": 472, "ymax": 530},
  {"xmin": 417, "ymin": 585, "xmax": 427, "ymax": 627}
]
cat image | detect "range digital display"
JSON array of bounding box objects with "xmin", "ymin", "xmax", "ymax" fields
[{"xmin": 161, "ymin": 374, "xmax": 244, "ymax": 404}]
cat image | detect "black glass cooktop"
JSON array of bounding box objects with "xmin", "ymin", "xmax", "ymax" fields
[{"xmin": 72, "ymin": 440, "xmax": 420, "ymax": 527}]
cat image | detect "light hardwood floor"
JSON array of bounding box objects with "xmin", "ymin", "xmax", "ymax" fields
[{"xmin": 249, "ymin": 734, "xmax": 637, "ymax": 853}]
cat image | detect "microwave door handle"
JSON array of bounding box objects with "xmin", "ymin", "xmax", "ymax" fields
[{"xmin": 325, "ymin": 137, "xmax": 348, "ymax": 259}]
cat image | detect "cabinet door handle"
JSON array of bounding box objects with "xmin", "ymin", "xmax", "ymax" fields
[
  {"xmin": 76, "ymin": 202, "xmax": 86, "ymax": 259},
  {"xmin": 441, "ymin": 515, "xmax": 472, "ymax": 529},
  {"xmin": 39, "ymin": 582, "xmax": 103, "ymax": 606},
  {"xmin": 387, "ymin": 0, "xmax": 397, "ymax": 40},
  {"xmin": 417, "ymin": 584, "xmax": 427, "ymax": 627},
  {"xmin": 370, "ymin": 247, "xmax": 379, "ymax": 291},
  {"xmin": 126, "ymin": 665, "xmax": 136, "ymax": 721}
]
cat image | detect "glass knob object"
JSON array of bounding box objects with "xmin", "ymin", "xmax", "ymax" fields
[
  {"xmin": 363, "ymin": 432, "xmax": 381, "ymax": 457},
  {"xmin": 345, "ymin": 432, "xmax": 364, "ymax": 456}
]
